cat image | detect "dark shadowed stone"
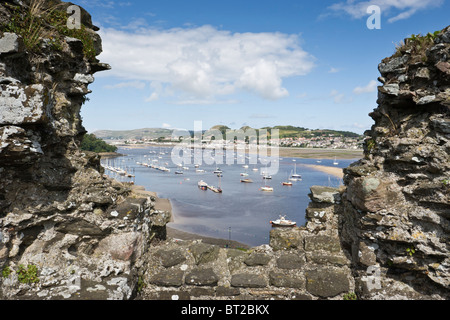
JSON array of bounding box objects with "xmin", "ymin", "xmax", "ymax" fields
[
  {"xmin": 157, "ymin": 249, "xmax": 186, "ymax": 268},
  {"xmin": 150, "ymin": 269, "xmax": 184, "ymax": 287},
  {"xmin": 305, "ymin": 267, "xmax": 350, "ymax": 298},
  {"xmin": 276, "ymin": 253, "xmax": 305, "ymax": 269},
  {"xmin": 190, "ymin": 287, "xmax": 215, "ymax": 297},
  {"xmin": 106, "ymin": 197, "xmax": 148, "ymax": 220},
  {"xmin": 56, "ymin": 219, "xmax": 106, "ymax": 237},
  {"xmin": 185, "ymin": 268, "xmax": 219, "ymax": 286},
  {"xmin": 269, "ymin": 271, "xmax": 305, "ymax": 289},
  {"xmin": 231, "ymin": 274, "xmax": 267, "ymax": 288},
  {"xmin": 378, "ymin": 55, "xmax": 409, "ymax": 75},
  {"xmin": 244, "ymin": 253, "xmax": 271, "ymax": 266},
  {"xmin": 216, "ymin": 286, "xmax": 240, "ymax": 297}
]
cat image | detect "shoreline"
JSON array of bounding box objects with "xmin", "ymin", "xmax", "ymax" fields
[
  {"xmin": 114, "ymin": 144, "xmax": 363, "ymax": 160},
  {"xmin": 300, "ymin": 164, "xmax": 345, "ymax": 179},
  {"xmin": 129, "ymin": 185, "xmax": 249, "ymax": 248}
]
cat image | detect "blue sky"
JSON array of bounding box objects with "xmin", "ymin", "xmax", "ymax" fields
[{"xmin": 78, "ymin": 0, "xmax": 450, "ymax": 134}]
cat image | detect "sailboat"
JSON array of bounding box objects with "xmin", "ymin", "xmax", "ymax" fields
[
  {"xmin": 260, "ymin": 176, "xmax": 274, "ymax": 192},
  {"xmin": 333, "ymin": 157, "xmax": 339, "ymax": 166},
  {"xmin": 290, "ymin": 163, "xmax": 302, "ymax": 181}
]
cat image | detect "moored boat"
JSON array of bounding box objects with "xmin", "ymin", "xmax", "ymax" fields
[
  {"xmin": 270, "ymin": 215, "xmax": 296, "ymax": 227},
  {"xmin": 198, "ymin": 180, "xmax": 208, "ymax": 190}
]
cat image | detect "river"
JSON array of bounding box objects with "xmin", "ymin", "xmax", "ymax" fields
[{"xmin": 102, "ymin": 146, "xmax": 358, "ymax": 247}]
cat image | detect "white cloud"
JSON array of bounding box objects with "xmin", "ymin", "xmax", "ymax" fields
[
  {"xmin": 353, "ymin": 80, "xmax": 378, "ymax": 94},
  {"xmin": 328, "ymin": 67, "xmax": 340, "ymax": 73},
  {"xmin": 146, "ymin": 92, "xmax": 159, "ymax": 102},
  {"xmin": 98, "ymin": 25, "xmax": 315, "ymax": 102},
  {"xmin": 326, "ymin": 0, "xmax": 444, "ymax": 22},
  {"xmin": 330, "ymin": 89, "xmax": 353, "ymax": 104},
  {"xmin": 104, "ymin": 81, "xmax": 146, "ymax": 90}
]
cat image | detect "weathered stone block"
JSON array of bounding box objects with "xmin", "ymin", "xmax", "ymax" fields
[
  {"xmin": 244, "ymin": 253, "xmax": 271, "ymax": 266},
  {"xmin": 231, "ymin": 273, "xmax": 267, "ymax": 288},
  {"xmin": 216, "ymin": 286, "xmax": 240, "ymax": 297},
  {"xmin": 346, "ymin": 176, "xmax": 404, "ymax": 212},
  {"xmin": 156, "ymin": 248, "xmax": 187, "ymax": 268},
  {"xmin": 305, "ymin": 267, "xmax": 350, "ymax": 298},
  {"xmin": 189, "ymin": 242, "xmax": 220, "ymax": 265},
  {"xmin": 309, "ymin": 186, "xmax": 341, "ymax": 204},
  {"xmin": 95, "ymin": 232, "xmax": 143, "ymax": 262},
  {"xmin": 304, "ymin": 235, "xmax": 342, "ymax": 253},
  {"xmin": 276, "ymin": 253, "xmax": 305, "ymax": 269},
  {"xmin": 269, "ymin": 227, "xmax": 304, "ymax": 251},
  {"xmin": 269, "ymin": 271, "xmax": 304, "ymax": 289},
  {"xmin": 0, "ymin": 33, "xmax": 22, "ymax": 54},
  {"xmin": 0, "ymin": 84, "xmax": 52, "ymax": 125},
  {"xmin": 150, "ymin": 269, "xmax": 185, "ymax": 287},
  {"xmin": 185, "ymin": 268, "xmax": 219, "ymax": 286}
]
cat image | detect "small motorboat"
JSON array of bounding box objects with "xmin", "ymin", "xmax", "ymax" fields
[
  {"xmin": 270, "ymin": 216, "xmax": 297, "ymax": 227},
  {"xmin": 240, "ymin": 179, "xmax": 253, "ymax": 183},
  {"xmin": 282, "ymin": 182, "xmax": 293, "ymax": 186},
  {"xmin": 261, "ymin": 186, "xmax": 274, "ymax": 192},
  {"xmin": 198, "ymin": 180, "xmax": 208, "ymax": 190}
]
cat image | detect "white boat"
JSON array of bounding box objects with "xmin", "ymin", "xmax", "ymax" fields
[
  {"xmin": 261, "ymin": 186, "xmax": 274, "ymax": 192},
  {"xmin": 290, "ymin": 163, "xmax": 302, "ymax": 180},
  {"xmin": 270, "ymin": 215, "xmax": 296, "ymax": 227},
  {"xmin": 333, "ymin": 157, "xmax": 339, "ymax": 166},
  {"xmin": 198, "ymin": 180, "xmax": 208, "ymax": 190}
]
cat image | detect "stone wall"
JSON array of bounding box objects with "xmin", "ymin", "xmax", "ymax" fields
[
  {"xmin": 0, "ymin": 0, "xmax": 171, "ymax": 300},
  {"xmin": 340, "ymin": 27, "xmax": 450, "ymax": 300},
  {"xmin": 0, "ymin": 1, "xmax": 448, "ymax": 300},
  {"xmin": 138, "ymin": 186, "xmax": 354, "ymax": 300}
]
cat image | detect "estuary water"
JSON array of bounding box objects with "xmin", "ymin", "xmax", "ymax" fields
[{"xmin": 103, "ymin": 146, "xmax": 358, "ymax": 247}]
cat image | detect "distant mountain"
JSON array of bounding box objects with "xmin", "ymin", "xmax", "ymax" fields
[
  {"xmin": 92, "ymin": 128, "xmax": 173, "ymax": 140},
  {"xmin": 92, "ymin": 125, "xmax": 362, "ymax": 141}
]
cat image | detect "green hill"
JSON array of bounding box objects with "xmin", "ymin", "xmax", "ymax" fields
[{"xmin": 92, "ymin": 128, "xmax": 173, "ymax": 140}]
